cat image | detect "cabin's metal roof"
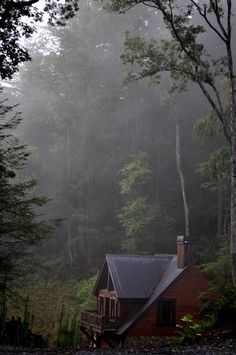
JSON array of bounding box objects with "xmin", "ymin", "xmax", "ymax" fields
[
  {"xmin": 105, "ymin": 254, "xmax": 174, "ymax": 299},
  {"xmin": 115, "ymin": 256, "xmax": 186, "ymax": 335}
]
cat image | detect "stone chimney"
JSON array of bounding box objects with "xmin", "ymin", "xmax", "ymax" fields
[{"xmin": 177, "ymin": 236, "xmax": 196, "ymax": 268}]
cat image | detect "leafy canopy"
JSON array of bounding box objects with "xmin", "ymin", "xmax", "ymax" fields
[
  {"xmin": 0, "ymin": 0, "xmax": 79, "ymax": 79},
  {"xmin": 105, "ymin": 0, "xmax": 231, "ymax": 141},
  {"xmin": 118, "ymin": 197, "xmax": 159, "ymax": 237},
  {"xmin": 119, "ymin": 151, "xmax": 154, "ymax": 195}
]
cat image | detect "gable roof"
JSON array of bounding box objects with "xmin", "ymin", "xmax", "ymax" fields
[
  {"xmin": 94, "ymin": 254, "xmax": 175, "ymax": 299},
  {"xmin": 115, "ymin": 255, "xmax": 187, "ymax": 335}
]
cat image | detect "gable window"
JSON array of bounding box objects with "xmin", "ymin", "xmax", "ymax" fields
[{"xmin": 158, "ymin": 299, "xmax": 176, "ymax": 325}]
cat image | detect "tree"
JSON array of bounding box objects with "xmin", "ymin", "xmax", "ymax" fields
[
  {"xmin": 163, "ymin": 91, "xmax": 191, "ymax": 237},
  {"xmin": 0, "ymin": 93, "xmax": 57, "ymax": 292},
  {"xmin": 0, "ymin": 0, "xmax": 78, "ymax": 279},
  {"xmin": 194, "ymin": 113, "xmax": 230, "ymax": 235},
  {"xmin": 0, "ymin": 0, "xmax": 79, "ymax": 79},
  {"xmin": 105, "ymin": 0, "xmax": 236, "ymax": 284},
  {"xmin": 8, "ymin": 1, "xmax": 165, "ymax": 274},
  {"xmin": 118, "ymin": 152, "xmax": 175, "ymax": 253}
]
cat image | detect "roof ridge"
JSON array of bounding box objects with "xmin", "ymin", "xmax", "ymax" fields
[{"xmin": 106, "ymin": 254, "xmax": 175, "ymax": 258}]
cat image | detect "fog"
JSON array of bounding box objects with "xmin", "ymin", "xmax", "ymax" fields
[{"xmin": 4, "ymin": 1, "xmax": 229, "ymax": 278}]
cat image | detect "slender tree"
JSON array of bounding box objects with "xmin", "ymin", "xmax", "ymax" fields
[
  {"xmin": 105, "ymin": 0, "xmax": 236, "ymax": 284},
  {"xmin": 164, "ymin": 91, "xmax": 190, "ymax": 237}
]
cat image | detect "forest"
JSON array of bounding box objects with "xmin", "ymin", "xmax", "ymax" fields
[{"xmin": 0, "ymin": 0, "xmax": 235, "ymax": 348}]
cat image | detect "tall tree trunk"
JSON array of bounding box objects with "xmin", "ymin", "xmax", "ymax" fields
[
  {"xmin": 228, "ymin": 45, "xmax": 236, "ymax": 283},
  {"xmin": 230, "ymin": 100, "xmax": 236, "ymax": 285},
  {"xmin": 166, "ymin": 90, "xmax": 190, "ymax": 237},
  {"xmin": 225, "ymin": 8, "xmax": 236, "ymax": 284},
  {"xmin": 174, "ymin": 112, "xmax": 190, "ymax": 237}
]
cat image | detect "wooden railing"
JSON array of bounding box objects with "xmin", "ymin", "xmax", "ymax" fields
[{"xmin": 81, "ymin": 310, "xmax": 119, "ymax": 332}]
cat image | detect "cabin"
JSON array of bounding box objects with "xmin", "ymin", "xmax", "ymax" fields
[{"xmin": 80, "ymin": 236, "xmax": 213, "ymax": 348}]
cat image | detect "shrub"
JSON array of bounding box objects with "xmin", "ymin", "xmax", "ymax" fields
[{"xmin": 174, "ymin": 314, "xmax": 216, "ymax": 345}]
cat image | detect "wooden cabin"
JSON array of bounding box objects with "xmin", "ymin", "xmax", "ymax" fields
[{"xmin": 80, "ymin": 236, "xmax": 213, "ymax": 348}]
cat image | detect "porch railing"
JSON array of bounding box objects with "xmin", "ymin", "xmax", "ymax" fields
[{"xmin": 81, "ymin": 310, "xmax": 119, "ymax": 332}]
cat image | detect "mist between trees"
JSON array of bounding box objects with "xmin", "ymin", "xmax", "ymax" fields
[{"xmin": 0, "ymin": 0, "xmax": 235, "ymax": 346}]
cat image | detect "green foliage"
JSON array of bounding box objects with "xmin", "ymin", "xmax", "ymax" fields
[
  {"xmin": 119, "ymin": 152, "xmax": 154, "ymax": 195},
  {"xmin": 0, "ymin": 99, "xmax": 59, "ymax": 291},
  {"xmin": 120, "ymin": 23, "xmax": 212, "ymax": 91},
  {"xmin": 193, "ymin": 111, "xmax": 223, "ymax": 144},
  {"xmin": 172, "ymin": 229, "xmax": 234, "ymax": 343},
  {"xmin": 201, "ymin": 235, "xmax": 232, "ymax": 290},
  {"xmin": 76, "ymin": 275, "xmax": 97, "ymax": 311},
  {"xmin": 194, "ymin": 99, "xmax": 230, "ymax": 194},
  {"xmin": 57, "ymin": 304, "xmax": 80, "ymax": 348},
  {"xmin": 55, "ymin": 276, "xmax": 98, "ymax": 348},
  {"xmin": 174, "ymin": 313, "xmax": 215, "ymax": 345},
  {"xmin": 106, "ymin": 0, "xmax": 224, "ymax": 93},
  {"xmin": 196, "ymin": 146, "xmax": 230, "ymax": 193},
  {"xmin": 201, "ymin": 287, "xmax": 236, "ymax": 326},
  {"xmin": 104, "ymin": 0, "xmax": 236, "ymax": 284},
  {"xmin": 118, "ymin": 152, "xmax": 175, "ymax": 253},
  {"xmin": 7, "ymin": 0, "xmax": 230, "ymax": 278},
  {"xmin": 194, "ymin": 79, "xmax": 230, "ymax": 144},
  {"xmin": 118, "ymin": 197, "xmax": 159, "ymax": 237},
  {"xmin": 7, "ymin": 275, "xmax": 97, "ymax": 347},
  {"xmin": 118, "ymin": 152, "xmax": 160, "ymax": 252}
]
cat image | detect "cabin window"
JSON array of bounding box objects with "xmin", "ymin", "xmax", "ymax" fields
[
  {"xmin": 99, "ymin": 296, "xmax": 117, "ymax": 317},
  {"xmin": 158, "ymin": 299, "xmax": 176, "ymax": 325},
  {"xmin": 110, "ymin": 299, "xmax": 117, "ymax": 317},
  {"xmin": 99, "ymin": 297, "xmax": 109, "ymax": 316}
]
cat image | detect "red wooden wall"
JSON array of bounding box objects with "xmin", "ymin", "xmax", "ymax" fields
[{"xmin": 127, "ymin": 266, "xmax": 212, "ymax": 337}]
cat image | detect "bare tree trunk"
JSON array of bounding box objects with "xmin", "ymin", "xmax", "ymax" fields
[
  {"xmin": 166, "ymin": 90, "xmax": 190, "ymax": 237},
  {"xmin": 174, "ymin": 112, "xmax": 190, "ymax": 237}
]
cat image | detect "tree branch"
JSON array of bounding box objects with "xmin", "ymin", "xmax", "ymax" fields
[
  {"xmin": 190, "ymin": 0, "xmax": 227, "ymax": 43},
  {"xmin": 227, "ymin": 0, "xmax": 232, "ymax": 39},
  {"xmin": 197, "ymin": 79, "xmax": 230, "ymax": 142},
  {"xmin": 14, "ymin": 0, "xmax": 39, "ymax": 8}
]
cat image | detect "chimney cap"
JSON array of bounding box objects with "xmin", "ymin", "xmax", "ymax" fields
[
  {"xmin": 177, "ymin": 235, "xmax": 196, "ymax": 243},
  {"xmin": 177, "ymin": 235, "xmax": 185, "ymax": 243}
]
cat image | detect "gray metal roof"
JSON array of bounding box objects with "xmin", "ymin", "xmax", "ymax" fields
[
  {"xmin": 106, "ymin": 254, "xmax": 174, "ymax": 299},
  {"xmin": 116, "ymin": 256, "xmax": 187, "ymax": 335}
]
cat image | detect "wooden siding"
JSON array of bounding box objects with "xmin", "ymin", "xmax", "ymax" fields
[
  {"xmin": 119, "ymin": 299, "xmax": 146, "ymax": 324},
  {"xmin": 127, "ymin": 266, "xmax": 212, "ymax": 337}
]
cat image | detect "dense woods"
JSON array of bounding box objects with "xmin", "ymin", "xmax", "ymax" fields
[{"xmin": 0, "ymin": 0, "xmax": 235, "ymax": 348}]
